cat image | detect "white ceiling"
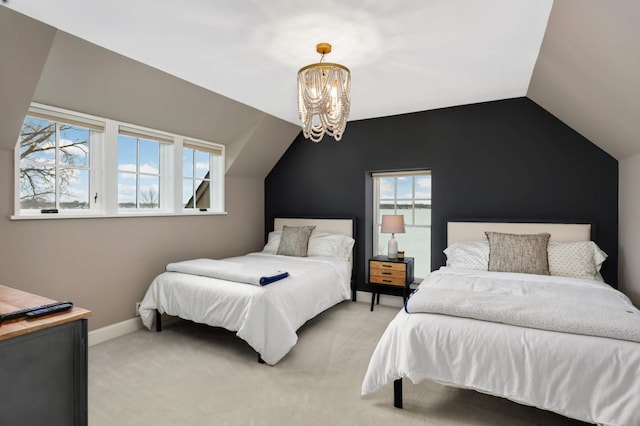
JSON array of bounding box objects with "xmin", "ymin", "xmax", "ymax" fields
[{"xmin": 4, "ymin": 0, "xmax": 553, "ymax": 125}]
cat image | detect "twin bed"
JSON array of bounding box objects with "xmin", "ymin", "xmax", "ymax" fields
[
  {"xmin": 362, "ymin": 221, "xmax": 640, "ymax": 426},
  {"xmin": 138, "ymin": 217, "xmax": 355, "ymax": 365}
]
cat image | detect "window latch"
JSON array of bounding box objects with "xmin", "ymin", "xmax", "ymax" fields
[{"xmin": 94, "ymin": 193, "xmax": 98, "ymax": 203}]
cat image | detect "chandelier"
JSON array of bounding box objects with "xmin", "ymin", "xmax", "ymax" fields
[{"xmin": 297, "ymin": 43, "xmax": 351, "ymax": 142}]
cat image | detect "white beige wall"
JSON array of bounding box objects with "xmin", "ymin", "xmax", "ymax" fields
[
  {"xmin": 0, "ymin": 148, "xmax": 265, "ymax": 329},
  {"xmin": 0, "ymin": 7, "xmax": 299, "ymax": 330},
  {"xmin": 619, "ymin": 154, "xmax": 640, "ymax": 307}
]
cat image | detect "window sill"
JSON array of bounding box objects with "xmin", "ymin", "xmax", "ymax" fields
[{"xmin": 11, "ymin": 211, "xmax": 228, "ymax": 221}]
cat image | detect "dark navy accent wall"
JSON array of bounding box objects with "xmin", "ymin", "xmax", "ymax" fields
[{"xmin": 265, "ymin": 98, "xmax": 618, "ymax": 289}]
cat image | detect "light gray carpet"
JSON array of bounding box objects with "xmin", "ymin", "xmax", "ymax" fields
[{"xmin": 89, "ymin": 301, "xmax": 589, "ymax": 425}]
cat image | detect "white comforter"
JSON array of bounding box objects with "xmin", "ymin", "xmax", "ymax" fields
[
  {"xmin": 139, "ymin": 253, "xmax": 351, "ymax": 365},
  {"xmin": 362, "ymin": 268, "xmax": 640, "ymax": 426}
]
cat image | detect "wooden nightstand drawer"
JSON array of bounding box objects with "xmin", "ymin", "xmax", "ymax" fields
[
  {"xmin": 370, "ymin": 275, "xmax": 406, "ymax": 286},
  {"xmin": 370, "ymin": 266, "xmax": 406, "ymax": 279},
  {"xmin": 371, "ymin": 261, "xmax": 406, "ymax": 272}
]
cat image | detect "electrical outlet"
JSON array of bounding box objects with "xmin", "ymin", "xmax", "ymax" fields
[{"xmin": 135, "ymin": 302, "xmax": 141, "ymax": 316}]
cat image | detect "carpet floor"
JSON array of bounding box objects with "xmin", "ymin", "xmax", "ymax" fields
[{"xmin": 89, "ymin": 301, "xmax": 589, "ymax": 425}]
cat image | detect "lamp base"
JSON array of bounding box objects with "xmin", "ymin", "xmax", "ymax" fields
[{"xmin": 387, "ymin": 235, "xmax": 398, "ymax": 259}]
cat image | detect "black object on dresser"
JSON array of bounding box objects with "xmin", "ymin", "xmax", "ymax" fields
[{"xmin": 369, "ymin": 256, "xmax": 415, "ymax": 311}]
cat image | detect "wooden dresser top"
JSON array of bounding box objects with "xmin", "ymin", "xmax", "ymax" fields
[{"xmin": 0, "ymin": 284, "xmax": 91, "ymax": 342}]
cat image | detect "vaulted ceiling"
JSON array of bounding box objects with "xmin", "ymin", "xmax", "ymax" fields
[{"xmin": 2, "ymin": 0, "xmax": 639, "ymax": 163}]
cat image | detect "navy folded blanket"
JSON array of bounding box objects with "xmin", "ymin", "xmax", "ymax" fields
[{"xmin": 260, "ymin": 272, "xmax": 290, "ymax": 286}]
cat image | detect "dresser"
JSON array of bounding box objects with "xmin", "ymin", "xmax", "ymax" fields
[
  {"xmin": 369, "ymin": 256, "xmax": 415, "ymax": 311},
  {"xmin": 0, "ymin": 284, "xmax": 91, "ymax": 426}
]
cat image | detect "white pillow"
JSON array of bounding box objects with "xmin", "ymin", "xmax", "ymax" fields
[
  {"xmin": 307, "ymin": 233, "xmax": 355, "ymax": 260},
  {"xmin": 262, "ymin": 231, "xmax": 282, "ymax": 254},
  {"xmin": 262, "ymin": 231, "xmax": 355, "ymax": 260},
  {"xmin": 548, "ymin": 241, "xmax": 607, "ymax": 281},
  {"xmin": 443, "ymin": 241, "xmax": 489, "ymax": 270}
]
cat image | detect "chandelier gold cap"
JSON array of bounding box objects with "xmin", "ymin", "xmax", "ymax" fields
[{"xmin": 316, "ymin": 43, "xmax": 332, "ymax": 55}]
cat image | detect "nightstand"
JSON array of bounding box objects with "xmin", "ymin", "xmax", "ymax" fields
[{"xmin": 369, "ymin": 256, "xmax": 414, "ymax": 311}]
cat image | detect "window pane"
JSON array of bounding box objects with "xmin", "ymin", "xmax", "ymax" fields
[
  {"xmin": 20, "ymin": 165, "xmax": 55, "ymax": 209},
  {"xmin": 60, "ymin": 168, "xmax": 89, "ymax": 209},
  {"xmin": 397, "ymin": 200, "xmax": 412, "ymax": 225},
  {"xmin": 118, "ymin": 171, "xmax": 137, "ymax": 209},
  {"xmin": 379, "ymin": 203, "xmax": 395, "ymax": 223},
  {"xmin": 183, "ymin": 148, "xmax": 193, "ymax": 178},
  {"xmin": 195, "ymin": 150, "xmax": 210, "ymax": 180},
  {"xmin": 118, "ymin": 135, "xmax": 136, "ymax": 171},
  {"xmin": 396, "ymin": 176, "xmax": 412, "ymax": 199},
  {"xmin": 20, "ymin": 117, "xmax": 56, "ymax": 164},
  {"xmin": 379, "ymin": 177, "xmax": 394, "ymax": 199},
  {"xmin": 415, "ymin": 175, "xmax": 432, "ymax": 199},
  {"xmin": 59, "ymin": 126, "xmax": 90, "ymax": 167},
  {"xmin": 194, "ymin": 179, "xmax": 210, "ymax": 209},
  {"xmin": 183, "ymin": 178, "xmax": 194, "ymax": 208},
  {"xmin": 139, "ymin": 139, "xmax": 160, "ymax": 175},
  {"xmin": 399, "ymin": 227, "xmax": 431, "ymax": 279},
  {"xmin": 139, "ymin": 175, "xmax": 159, "ymax": 208},
  {"xmin": 414, "ymin": 201, "xmax": 431, "ymax": 225}
]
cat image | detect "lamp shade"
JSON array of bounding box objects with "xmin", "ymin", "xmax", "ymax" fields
[{"xmin": 381, "ymin": 215, "xmax": 405, "ymax": 234}]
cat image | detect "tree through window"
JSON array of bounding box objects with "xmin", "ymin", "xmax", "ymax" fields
[{"xmin": 19, "ymin": 116, "xmax": 97, "ymax": 211}]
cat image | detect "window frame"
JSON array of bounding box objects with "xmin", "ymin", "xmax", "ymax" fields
[
  {"xmin": 181, "ymin": 140, "xmax": 224, "ymax": 212},
  {"xmin": 372, "ymin": 170, "xmax": 432, "ymax": 279},
  {"xmin": 13, "ymin": 103, "xmax": 226, "ymax": 220}
]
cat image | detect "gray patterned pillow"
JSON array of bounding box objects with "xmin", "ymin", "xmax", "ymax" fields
[
  {"xmin": 486, "ymin": 232, "xmax": 551, "ymax": 275},
  {"xmin": 276, "ymin": 225, "xmax": 316, "ymax": 257}
]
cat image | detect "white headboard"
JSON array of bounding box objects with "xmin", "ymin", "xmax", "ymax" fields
[
  {"xmin": 447, "ymin": 221, "xmax": 592, "ymax": 246},
  {"xmin": 274, "ymin": 217, "xmax": 354, "ymax": 238}
]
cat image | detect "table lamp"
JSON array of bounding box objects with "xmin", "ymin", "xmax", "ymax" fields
[{"xmin": 381, "ymin": 214, "xmax": 405, "ymax": 259}]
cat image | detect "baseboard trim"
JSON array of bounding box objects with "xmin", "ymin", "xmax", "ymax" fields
[
  {"xmin": 355, "ymin": 290, "xmax": 404, "ymax": 309},
  {"xmin": 88, "ymin": 317, "xmax": 145, "ymax": 347}
]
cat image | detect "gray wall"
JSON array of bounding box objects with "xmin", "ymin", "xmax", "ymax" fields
[{"xmin": 266, "ymin": 98, "xmax": 619, "ymax": 293}]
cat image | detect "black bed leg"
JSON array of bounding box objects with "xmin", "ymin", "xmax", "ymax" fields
[
  {"xmin": 393, "ymin": 378, "xmax": 403, "ymax": 409},
  {"xmin": 258, "ymin": 355, "xmax": 265, "ymax": 364},
  {"xmin": 155, "ymin": 310, "xmax": 162, "ymax": 332}
]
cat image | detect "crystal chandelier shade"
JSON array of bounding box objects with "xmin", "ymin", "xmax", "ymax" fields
[{"xmin": 297, "ymin": 43, "xmax": 351, "ymax": 142}]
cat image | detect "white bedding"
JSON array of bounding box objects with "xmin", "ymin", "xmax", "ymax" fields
[
  {"xmin": 139, "ymin": 252, "xmax": 351, "ymax": 365},
  {"xmin": 362, "ymin": 268, "xmax": 640, "ymax": 426},
  {"xmin": 405, "ymin": 268, "xmax": 640, "ymax": 343}
]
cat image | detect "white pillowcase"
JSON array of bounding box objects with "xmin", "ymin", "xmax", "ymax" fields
[
  {"xmin": 262, "ymin": 231, "xmax": 354, "ymax": 260},
  {"xmin": 307, "ymin": 233, "xmax": 355, "ymax": 261},
  {"xmin": 262, "ymin": 231, "xmax": 282, "ymax": 254},
  {"xmin": 443, "ymin": 241, "xmax": 490, "ymax": 270},
  {"xmin": 443, "ymin": 239, "xmax": 608, "ymax": 281},
  {"xmin": 548, "ymin": 241, "xmax": 607, "ymax": 280}
]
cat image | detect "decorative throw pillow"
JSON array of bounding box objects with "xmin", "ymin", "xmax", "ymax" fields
[
  {"xmin": 548, "ymin": 241, "xmax": 608, "ymax": 280},
  {"xmin": 276, "ymin": 225, "xmax": 316, "ymax": 257},
  {"xmin": 443, "ymin": 241, "xmax": 490, "ymax": 270},
  {"xmin": 486, "ymin": 232, "xmax": 551, "ymax": 275}
]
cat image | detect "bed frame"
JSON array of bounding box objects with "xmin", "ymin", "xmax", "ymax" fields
[
  {"xmin": 154, "ymin": 217, "xmax": 356, "ymax": 363},
  {"xmin": 393, "ymin": 220, "xmax": 593, "ymax": 408}
]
